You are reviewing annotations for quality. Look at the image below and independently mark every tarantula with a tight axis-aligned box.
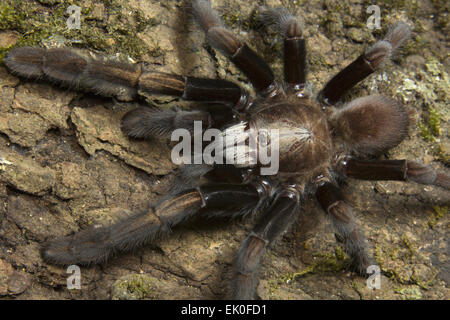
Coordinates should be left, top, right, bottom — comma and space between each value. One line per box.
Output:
4, 0, 449, 299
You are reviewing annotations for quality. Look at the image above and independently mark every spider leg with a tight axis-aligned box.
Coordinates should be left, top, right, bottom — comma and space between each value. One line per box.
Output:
337, 157, 450, 190
191, 0, 277, 97
4, 47, 248, 139
4, 47, 142, 101
137, 72, 250, 109
318, 23, 411, 105
316, 182, 371, 274
41, 181, 271, 266
232, 188, 299, 299
120, 106, 213, 139
329, 95, 409, 156
259, 8, 306, 94
4, 47, 250, 108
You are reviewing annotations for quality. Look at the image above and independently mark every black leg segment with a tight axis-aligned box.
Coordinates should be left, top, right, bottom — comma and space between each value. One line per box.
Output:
318, 23, 411, 105
231, 188, 299, 299
41, 183, 270, 266
318, 54, 374, 105
337, 157, 450, 190
230, 44, 276, 96
192, 0, 277, 97
4, 47, 250, 108
316, 182, 370, 274
284, 38, 306, 91
138, 71, 250, 108
259, 7, 306, 92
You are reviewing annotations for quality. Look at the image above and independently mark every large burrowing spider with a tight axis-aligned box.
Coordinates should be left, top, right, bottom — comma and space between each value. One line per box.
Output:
4, 0, 449, 299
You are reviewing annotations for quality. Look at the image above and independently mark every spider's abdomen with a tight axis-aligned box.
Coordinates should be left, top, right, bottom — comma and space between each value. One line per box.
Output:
251, 99, 332, 178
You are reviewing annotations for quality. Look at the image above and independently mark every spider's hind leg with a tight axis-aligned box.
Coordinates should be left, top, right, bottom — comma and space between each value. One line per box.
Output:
337, 157, 450, 190
316, 182, 371, 274
41, 180, 272, 266
232, 188, 300, 299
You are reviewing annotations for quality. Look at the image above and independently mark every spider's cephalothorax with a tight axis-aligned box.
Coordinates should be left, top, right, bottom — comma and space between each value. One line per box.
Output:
250, 97, 333, 180
4, 0, 449, 300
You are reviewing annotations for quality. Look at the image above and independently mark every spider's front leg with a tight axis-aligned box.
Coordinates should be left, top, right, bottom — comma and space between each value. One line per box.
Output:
232, 187, 300, 299
192, 0, 277, 97
41, 180, 271, 266
318, 22, 411, 105
4, 47, 249, 107
259, 7, 306, 94
4, 46, 251, 138
120, 70, 252, 139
